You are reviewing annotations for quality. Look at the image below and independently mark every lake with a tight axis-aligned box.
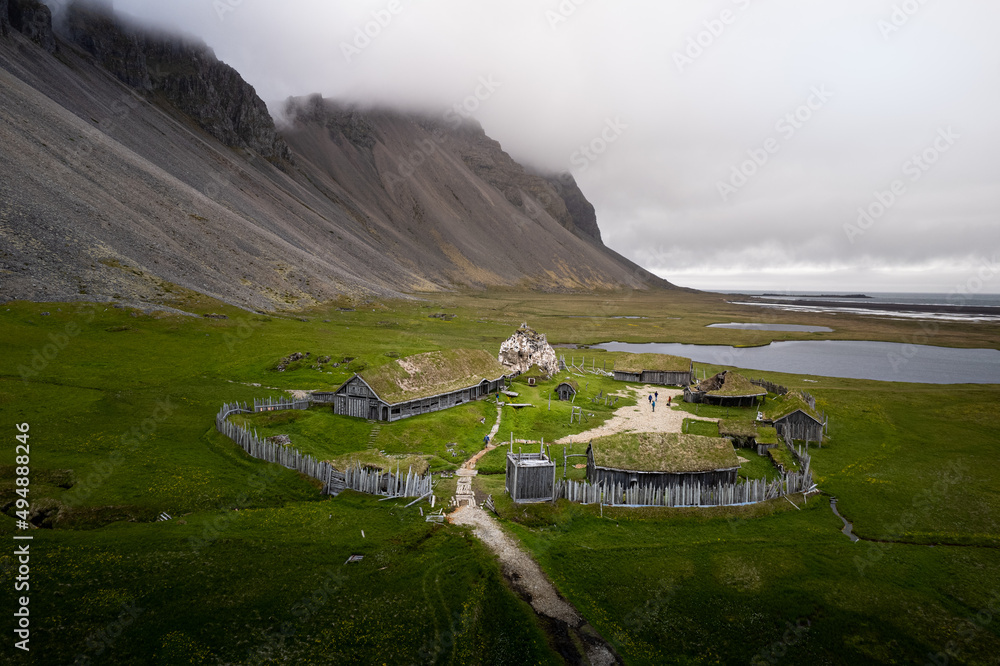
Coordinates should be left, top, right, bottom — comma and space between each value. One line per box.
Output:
596, 340, 1000, 384
707, 322, 833, 333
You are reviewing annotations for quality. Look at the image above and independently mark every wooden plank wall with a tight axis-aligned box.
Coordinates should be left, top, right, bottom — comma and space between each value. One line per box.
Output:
556, 469, 814, 507
216, 401, 432, 498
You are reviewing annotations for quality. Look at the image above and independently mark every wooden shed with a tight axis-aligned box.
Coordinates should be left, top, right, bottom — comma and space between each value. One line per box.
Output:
612, 352, 693, 386
684, 371, 766, 407
764, 391, 825, 442
587, 432, 739, 491
555, 381, 578, 401
331, 349, 508, 422
506, 450, 556, 503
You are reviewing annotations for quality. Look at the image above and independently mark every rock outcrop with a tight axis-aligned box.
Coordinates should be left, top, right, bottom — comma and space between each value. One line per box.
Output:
61, 1, 290, 161
6, 0, 57, 52
498, 324, 559, 377
0, 3, 673, 309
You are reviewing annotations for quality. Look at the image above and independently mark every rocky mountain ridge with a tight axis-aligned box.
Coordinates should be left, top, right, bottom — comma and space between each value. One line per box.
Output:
0, 0, 672, 310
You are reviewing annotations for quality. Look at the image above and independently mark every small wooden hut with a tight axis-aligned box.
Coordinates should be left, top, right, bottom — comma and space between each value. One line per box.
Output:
684, 371, 766, 407
506, 449, 555, 503
764, 391, 824, 442
612, 353, 693, 386
555, 381, 578, 401
586, 432, 739, 490
331, 349, 508, 422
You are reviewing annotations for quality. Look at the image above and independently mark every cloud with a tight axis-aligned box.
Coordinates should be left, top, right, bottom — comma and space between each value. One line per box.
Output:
92, 0, 1000, 292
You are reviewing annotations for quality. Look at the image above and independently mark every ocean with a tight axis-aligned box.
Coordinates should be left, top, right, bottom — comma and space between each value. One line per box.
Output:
715, 291, 1000, 322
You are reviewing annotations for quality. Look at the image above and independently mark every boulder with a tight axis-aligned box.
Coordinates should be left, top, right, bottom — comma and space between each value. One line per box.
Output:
498, 323, 558, 377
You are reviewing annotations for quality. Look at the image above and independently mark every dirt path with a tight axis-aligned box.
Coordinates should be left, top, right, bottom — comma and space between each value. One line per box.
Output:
451, 404, 504, 509
450, 505, 620, 665
449, 403, 620, 664
554, 384, 716, 444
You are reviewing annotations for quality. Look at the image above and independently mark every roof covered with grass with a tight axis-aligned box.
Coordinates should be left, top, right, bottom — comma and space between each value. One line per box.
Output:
327, 451, 429, 475
358, 349, 507, 404
698, 371, 766, 397
719, 419, 757, 439
756, 426, 779, 445
764, 390, 821, 422
614, 352, 691, 374
589, 432, 739, 473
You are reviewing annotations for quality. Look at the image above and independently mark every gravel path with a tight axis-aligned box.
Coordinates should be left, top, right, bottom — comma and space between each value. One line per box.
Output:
448, 403, 620, 664
450, 505, 619, 665
555, 384, 716, 444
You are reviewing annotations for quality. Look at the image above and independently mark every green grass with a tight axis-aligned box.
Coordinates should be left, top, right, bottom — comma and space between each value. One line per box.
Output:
735, 448, 782, 481
496, 499, 1000, 665
683, 418, 720, 437
233, 400, 496, 473
767, 444, 800, 472
590, 432, 738, 473
3, 495, 558, 664
2, 293, 999, 664
493, 372, 636, 444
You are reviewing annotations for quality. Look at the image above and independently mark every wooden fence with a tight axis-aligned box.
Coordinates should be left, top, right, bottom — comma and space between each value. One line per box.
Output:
748, 378, 788, 395
253, 396, 309, 412
747, 379, 817, 411
216, 401, 432, 498
555, 469, 813, 507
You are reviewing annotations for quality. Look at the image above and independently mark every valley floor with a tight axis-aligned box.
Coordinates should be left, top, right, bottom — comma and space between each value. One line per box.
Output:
1, 290, 998, 664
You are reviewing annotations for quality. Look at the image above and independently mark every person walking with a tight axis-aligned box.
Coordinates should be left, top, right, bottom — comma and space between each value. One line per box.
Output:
655, 391, 659, 401
652, 400, 656, 413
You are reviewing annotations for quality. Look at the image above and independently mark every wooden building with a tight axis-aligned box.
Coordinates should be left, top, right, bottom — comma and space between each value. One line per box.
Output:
586, 432, 739, 491
612, 352, 693, 386
719, 419, 779, 451
763, 391, 825, 442
555, 381, 578, 401
684, 371, 766, 407
330, 349, 508, 422
506, 450, 555, 503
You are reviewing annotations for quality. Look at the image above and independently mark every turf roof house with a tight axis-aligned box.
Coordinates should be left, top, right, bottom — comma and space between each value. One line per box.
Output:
684, 371, 766, 407
586, 432, 740, 490
555, 381, 578, 401
612, 353, 693, 386
763, 391, 825, 442
329, 349, 509, 422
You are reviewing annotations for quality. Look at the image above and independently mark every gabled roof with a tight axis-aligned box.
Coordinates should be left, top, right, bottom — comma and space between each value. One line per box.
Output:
764, 390, 822, 423
589, 432, 739, 473
701, 372, 766, 398
614, 352, 691, 374
349, 349, 507, 404
556, 380, 578, 392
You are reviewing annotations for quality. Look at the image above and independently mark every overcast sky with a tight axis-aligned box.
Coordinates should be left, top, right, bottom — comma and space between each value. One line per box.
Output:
90, 0, 1000, 293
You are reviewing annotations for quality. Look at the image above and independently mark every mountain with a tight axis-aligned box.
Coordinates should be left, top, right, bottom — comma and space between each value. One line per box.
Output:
0, 1, 672, 311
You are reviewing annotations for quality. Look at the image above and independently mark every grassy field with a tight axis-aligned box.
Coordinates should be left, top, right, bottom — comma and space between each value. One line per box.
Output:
1, 290, 999, 664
